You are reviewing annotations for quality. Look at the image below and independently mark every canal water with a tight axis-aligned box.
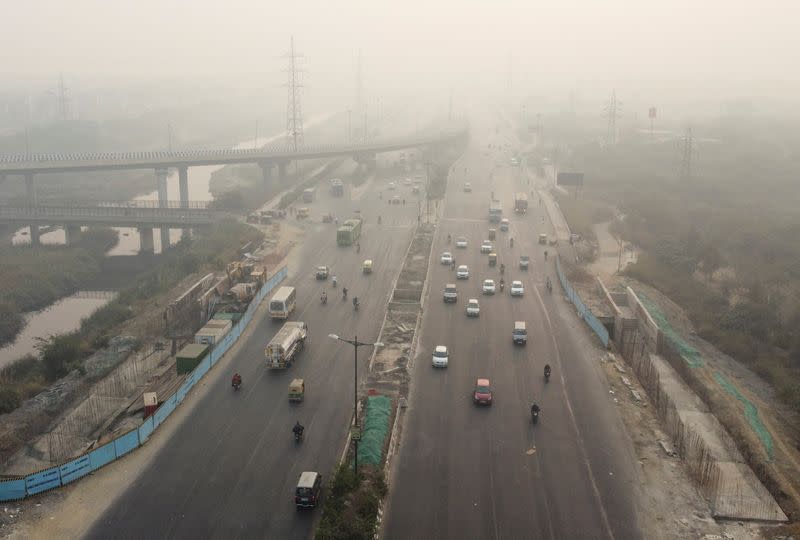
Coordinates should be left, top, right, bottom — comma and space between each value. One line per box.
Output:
0, 292, 117, 369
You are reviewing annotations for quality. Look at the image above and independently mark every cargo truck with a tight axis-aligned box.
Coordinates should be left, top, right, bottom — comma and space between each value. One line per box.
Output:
265, 321, 308, 369
488, 202, 503, 223
302, 187, 316, 203
330, 179, 344, 197
514, 192, 528, 214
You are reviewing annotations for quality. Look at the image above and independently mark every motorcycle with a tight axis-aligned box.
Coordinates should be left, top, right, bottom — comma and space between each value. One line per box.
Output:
510, 238, 514, 248
321, 293, 328, 305
546, 279, 553, 294
531, 409, 539, 424
294, 429, 304, 443
332, 277, 338, 288
499, 280, 505, 292
353, 298, 360, 311
342, 288, 348, 300
447, 234, 452, 244
544, 367, 551, 383
232, 377, 242, 391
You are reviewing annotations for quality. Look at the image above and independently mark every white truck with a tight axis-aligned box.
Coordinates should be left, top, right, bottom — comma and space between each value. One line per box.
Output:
265, 321, 308, 369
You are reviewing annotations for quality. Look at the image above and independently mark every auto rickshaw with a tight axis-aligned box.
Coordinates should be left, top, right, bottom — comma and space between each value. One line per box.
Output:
488, 228, 497, 240
363, 259, 374, 273
297, 207, 310, 219
538, 233, 547, 245
289, 378, 305, 402
489, 252, 497, 266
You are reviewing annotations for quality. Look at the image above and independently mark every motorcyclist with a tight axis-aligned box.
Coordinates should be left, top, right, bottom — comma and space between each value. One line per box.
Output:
342, 287, 348, 299
510, 238, 514, 248
544, 364, 551, 378
531, 402, 541, 416
544, 250, 548, 261
356, 242, 361, 253
293, 421, 304, 437
332, 275, 338, 287
500, 263, 505, 275
353, 296, 359, 309
321, 291, 328, 304
546, 277, 552, 292
499, 278, 505, 291
448, 233, 452, 243
232, 373, 242, 387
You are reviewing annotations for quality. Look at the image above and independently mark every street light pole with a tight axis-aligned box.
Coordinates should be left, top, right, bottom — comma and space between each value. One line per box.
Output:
328, 333, 383, 479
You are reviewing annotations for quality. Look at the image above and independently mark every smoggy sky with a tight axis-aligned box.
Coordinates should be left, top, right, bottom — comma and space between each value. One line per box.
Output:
2, 0, 799, 100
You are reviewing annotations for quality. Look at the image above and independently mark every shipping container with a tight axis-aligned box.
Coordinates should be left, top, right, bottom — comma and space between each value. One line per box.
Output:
176, 343, 209, 374
194, 319, 233, 346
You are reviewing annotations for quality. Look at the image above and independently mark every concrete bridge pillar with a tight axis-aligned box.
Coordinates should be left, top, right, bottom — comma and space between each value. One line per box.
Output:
155, 168, 170, 251
29, 224, 40, 246
178, 166, 190, 239
277, 161, 289, 183
139, 227, 154, 254
24, 172, 36, 208
259, 160, 274, 191
64, 225, 81, 245
139, 227, 155, 254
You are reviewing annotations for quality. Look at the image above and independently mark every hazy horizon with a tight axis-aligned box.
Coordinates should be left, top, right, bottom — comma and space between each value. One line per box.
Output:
2, 0, 798, 103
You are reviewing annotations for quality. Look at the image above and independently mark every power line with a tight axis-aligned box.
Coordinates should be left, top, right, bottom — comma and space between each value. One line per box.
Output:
283, 36, 305, 152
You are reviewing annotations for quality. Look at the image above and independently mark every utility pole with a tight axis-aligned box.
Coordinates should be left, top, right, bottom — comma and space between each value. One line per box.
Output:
604, 90, 621, 145
284, 36, 305, 152
680, 126, 694, 181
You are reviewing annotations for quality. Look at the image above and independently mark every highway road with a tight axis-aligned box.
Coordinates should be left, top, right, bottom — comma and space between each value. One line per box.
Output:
382, 113, 643, 539
85, 171, 424, 538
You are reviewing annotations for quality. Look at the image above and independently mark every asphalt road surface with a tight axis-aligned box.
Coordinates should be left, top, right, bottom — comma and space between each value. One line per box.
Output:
86, 170, 424, 539
383, 114, 643, 540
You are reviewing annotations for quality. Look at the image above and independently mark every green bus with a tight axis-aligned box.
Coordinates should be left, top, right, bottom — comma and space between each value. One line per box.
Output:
337, 218, 363, 246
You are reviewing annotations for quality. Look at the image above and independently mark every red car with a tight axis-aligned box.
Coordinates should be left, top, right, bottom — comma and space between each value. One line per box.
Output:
473, 378, 493, 406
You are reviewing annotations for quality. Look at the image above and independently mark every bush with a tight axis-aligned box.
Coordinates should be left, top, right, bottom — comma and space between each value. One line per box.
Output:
35, 333, 83, 380
0, 388, 21, 414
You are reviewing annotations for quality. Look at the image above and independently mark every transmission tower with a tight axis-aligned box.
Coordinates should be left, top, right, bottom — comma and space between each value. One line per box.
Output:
57, 73, 70, 121
284, 36, 304, 151
355, 48, 363, 116
603, 90, 621, 145
680, 126, 694, 181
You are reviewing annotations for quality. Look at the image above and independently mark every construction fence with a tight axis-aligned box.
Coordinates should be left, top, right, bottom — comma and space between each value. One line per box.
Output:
0, 265, 287, 502
555, 256, 610, 347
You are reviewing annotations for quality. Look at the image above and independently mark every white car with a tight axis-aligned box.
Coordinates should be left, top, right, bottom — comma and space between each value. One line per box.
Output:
510, 280, 524, 296
466, 298, 480, 317
455, 236, 467, 248
482, 279, 496, 295
464, 182, 472, 192
480, 241, 493, 253
388, 182, 397, 190
456, 265, 470, 279
432, 345, 449, 368
403, 178, 412, 186
441, 252, 453, 264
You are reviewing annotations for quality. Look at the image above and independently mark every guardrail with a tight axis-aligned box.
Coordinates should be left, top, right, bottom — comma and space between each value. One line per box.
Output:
555, 256, 610, 347
0, 265, 288, 502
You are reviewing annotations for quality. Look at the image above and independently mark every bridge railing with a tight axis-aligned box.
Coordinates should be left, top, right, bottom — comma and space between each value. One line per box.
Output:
0, 204, 212, 222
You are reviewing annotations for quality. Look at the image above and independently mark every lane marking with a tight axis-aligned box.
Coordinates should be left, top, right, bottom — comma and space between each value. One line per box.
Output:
533, 286, 616, 540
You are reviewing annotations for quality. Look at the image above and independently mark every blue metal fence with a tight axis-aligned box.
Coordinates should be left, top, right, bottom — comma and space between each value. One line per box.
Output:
3, 265, 288, 502
555, 257, 610, 347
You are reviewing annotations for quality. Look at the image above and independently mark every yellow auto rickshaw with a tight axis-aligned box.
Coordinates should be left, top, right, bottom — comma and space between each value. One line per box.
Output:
489, 252, 497, 266
297, 207, 310, 219
363, 259, 373, 273
289, 378, 305, 402
488, 228, 497, 240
